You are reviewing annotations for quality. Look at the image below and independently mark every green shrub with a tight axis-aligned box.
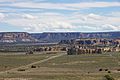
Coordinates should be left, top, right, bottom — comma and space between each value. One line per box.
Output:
31, 65, 36, 68
117, 69, 120, 71
108, 71, 111, 73
104, 75, 115, 80
99, 68, 103, 71
105, 69, 108, 71
17, 69, 25, 71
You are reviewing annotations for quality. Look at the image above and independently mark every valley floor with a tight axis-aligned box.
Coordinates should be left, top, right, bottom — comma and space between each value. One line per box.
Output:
0, 52, 119, 80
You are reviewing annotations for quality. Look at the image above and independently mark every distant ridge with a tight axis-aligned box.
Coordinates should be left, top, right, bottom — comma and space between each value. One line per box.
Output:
0, 32, 37, 43
0, 31, 120, 43
31, 31, 120, 42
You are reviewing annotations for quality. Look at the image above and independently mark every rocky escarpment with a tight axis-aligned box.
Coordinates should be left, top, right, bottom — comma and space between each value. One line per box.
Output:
0, 32, 38, 43
0, 31, 120, 43
31, 32, 120, 43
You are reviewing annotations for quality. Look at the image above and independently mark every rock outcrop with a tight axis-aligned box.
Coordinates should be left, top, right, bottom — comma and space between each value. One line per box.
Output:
31, 32, 120, 43
0, 32, 38, 43
0, 31, 120, 43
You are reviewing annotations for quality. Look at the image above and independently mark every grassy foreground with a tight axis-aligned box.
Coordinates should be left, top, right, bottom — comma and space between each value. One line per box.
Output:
0, 52, 119, 80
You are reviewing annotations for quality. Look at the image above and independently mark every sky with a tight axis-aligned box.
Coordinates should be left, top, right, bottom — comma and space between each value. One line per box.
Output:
0, 0, 120, 33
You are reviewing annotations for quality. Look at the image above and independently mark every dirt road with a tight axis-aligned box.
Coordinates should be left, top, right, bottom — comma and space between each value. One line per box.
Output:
0, 53, 65, 74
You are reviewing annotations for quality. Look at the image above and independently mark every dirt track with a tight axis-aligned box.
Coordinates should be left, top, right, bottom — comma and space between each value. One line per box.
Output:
0, 53, 65, 74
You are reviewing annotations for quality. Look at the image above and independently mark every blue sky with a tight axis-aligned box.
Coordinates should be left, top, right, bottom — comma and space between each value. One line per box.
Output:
0, 0, 120, 32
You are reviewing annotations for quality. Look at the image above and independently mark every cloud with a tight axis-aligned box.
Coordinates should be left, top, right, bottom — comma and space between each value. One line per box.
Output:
2, 12, 120, 32
3, 2, 119, 10
0, 0, 15, 2
101, 24, 120, 31
0, 0, 120, 32
0, 1, 119, 11
24, 21, 73, 32
0, 13, 5, 21
87, 13, 104, 20
4, 13, 73, 32
66, 2, 120, 9
22, 14, 38, 19
0, 0, 45, 3
108, 12, 120, 17
68, 13, 120, 31
0, 13, 5, 18
9, 2, 76, 10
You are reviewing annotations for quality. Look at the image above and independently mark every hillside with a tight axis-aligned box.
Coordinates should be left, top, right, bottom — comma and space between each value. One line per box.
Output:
0, 32, 38, 43
0, 32, 120, 43
31, 32, 120, 43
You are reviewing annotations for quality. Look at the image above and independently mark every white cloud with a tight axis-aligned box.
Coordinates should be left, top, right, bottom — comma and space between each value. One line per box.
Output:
0, 1, 119, 10
0, 0, 120, 32
108, 12, 120, 17
10, 2, 76, 10
4, 13, 73, 32
68, 13, 120, 31
0, 0, 45, 3
22, 14, 38, 19
3, 2, 119, 10
101, 24, 120, 30
0, 13, 5, 18
66, 2, 120, 9
0, 0, 15, 2
0, 13, 5, 22
0, 10, 7, 13
1, 12, 120, 32
87, 13, 104, 20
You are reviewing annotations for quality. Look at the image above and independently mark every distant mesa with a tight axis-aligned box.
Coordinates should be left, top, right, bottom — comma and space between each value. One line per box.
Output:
0, 32, 38, 43
0, 31, 120, 43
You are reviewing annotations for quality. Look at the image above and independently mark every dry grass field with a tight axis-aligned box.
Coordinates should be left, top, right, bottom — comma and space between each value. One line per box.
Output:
0, 52, 119, 80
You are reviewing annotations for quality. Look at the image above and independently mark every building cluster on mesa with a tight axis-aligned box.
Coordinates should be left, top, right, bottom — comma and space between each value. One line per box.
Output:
65, 38, 120, 55
0, 37, 120, 55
